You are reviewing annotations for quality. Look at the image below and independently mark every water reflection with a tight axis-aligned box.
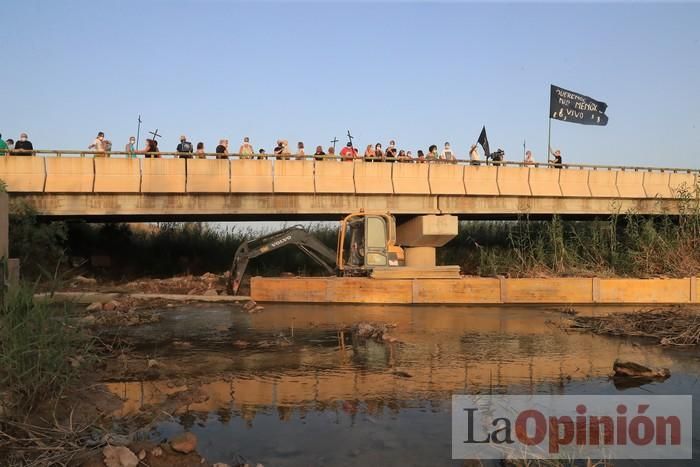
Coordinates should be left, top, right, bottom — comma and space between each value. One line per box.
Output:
102, 304, 700, 466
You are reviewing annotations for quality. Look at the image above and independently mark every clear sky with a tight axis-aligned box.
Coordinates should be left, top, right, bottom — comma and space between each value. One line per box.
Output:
2, 0, 699, 167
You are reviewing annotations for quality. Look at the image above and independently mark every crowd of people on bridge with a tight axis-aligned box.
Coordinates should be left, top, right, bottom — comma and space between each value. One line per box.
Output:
0, 131, 565, 167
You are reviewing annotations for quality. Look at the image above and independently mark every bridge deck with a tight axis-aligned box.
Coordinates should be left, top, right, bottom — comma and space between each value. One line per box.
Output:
1, 153, 697, 221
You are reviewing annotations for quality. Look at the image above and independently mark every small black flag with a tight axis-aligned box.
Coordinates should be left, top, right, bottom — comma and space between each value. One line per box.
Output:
550, 85, 608, 126
477, 126, 490, 159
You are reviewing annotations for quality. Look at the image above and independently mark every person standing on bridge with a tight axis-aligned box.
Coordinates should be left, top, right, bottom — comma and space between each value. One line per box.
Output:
141, 139, 160, 158
125, 136, 136, 158
523, 150, 535, 166
548, 147, 563, 168
427, 144, 439, 161
196, 142, 206, 158
440, 142, 456, 162
469, 144, 481, 165
176, 135, 194, 158
340, 142, 358, 161
88, 131, 107, 157
363, 144, 375, 161
373, 143, 384, 161
385, 140, 398, 161
314, 145, 326, 161
0, 134, 8, 156
296, 141, 305, 160
239, 137, 254, 158
216, 139, 229, 159
13, 133, 34, 156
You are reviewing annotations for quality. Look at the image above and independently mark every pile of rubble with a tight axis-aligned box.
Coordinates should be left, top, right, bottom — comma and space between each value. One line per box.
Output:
351, 322, 400, 343
94, 432, 263, 467
81, 299, 159, 327
123, 272, 226, 296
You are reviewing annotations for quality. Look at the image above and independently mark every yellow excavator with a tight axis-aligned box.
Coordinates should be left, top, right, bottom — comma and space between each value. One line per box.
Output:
227, 211, 459, 295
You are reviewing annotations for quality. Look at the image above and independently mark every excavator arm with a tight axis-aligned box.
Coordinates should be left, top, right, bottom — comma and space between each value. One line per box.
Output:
227, 225, 338, 295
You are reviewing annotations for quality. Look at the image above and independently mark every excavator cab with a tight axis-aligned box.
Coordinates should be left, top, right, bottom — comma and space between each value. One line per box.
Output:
337, 212, 404, 274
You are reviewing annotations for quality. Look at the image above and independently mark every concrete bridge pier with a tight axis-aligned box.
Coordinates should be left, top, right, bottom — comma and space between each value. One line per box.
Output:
396, 214, 459, 267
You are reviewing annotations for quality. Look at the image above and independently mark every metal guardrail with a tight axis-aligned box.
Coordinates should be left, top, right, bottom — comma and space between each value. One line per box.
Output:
1, 149, 698, 174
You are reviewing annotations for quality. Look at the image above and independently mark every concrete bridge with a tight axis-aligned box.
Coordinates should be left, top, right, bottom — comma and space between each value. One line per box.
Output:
0, 151, 697, 222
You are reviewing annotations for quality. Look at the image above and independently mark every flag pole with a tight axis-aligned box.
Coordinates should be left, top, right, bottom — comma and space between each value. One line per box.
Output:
546, 117, 552, 164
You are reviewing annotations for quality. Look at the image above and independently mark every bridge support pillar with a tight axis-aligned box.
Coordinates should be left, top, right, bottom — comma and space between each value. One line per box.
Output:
396, 214, 458, 247
405, 247, 436, 267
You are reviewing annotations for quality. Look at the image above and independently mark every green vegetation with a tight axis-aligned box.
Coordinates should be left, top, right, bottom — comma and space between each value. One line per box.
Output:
9, 201, 67, 280
0, 284, 91, 412
8, 186, 700, 281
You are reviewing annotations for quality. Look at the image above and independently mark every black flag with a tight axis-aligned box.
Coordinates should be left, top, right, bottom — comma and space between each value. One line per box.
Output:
550, 85, 608, 126
477, 126, 490, 159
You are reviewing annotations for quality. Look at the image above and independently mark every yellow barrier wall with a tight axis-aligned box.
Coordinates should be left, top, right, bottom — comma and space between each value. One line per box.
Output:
588, 170, 619, 197
94, 158, 141, 192
45, 157, 94, 192
428, 164, 465, 195
669, 172, 696, 196
528, 167, 562, 196
252, 276, 700, 304
141, 158, 186, 193
615, 170, 646, 198
314, 161, 355, 193
0, 156, 45, 192
599, 279, 691, 303
505, 278, 593, 303
413, 278, 500, 303
354, 162, 394, 194
186, 159, 230, 192
497, 166, 531, 196
231, 159, 273, 192
559, 169, 590, 197
251, 277, 329, 302
329, 277, 414, 303
464, 165, 499, 195
273, 160, 315, 193
642, 172, 671, 198
392, 163, 430, 194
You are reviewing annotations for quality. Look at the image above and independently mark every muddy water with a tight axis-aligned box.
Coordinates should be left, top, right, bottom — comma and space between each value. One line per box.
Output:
103, 304, 700, 466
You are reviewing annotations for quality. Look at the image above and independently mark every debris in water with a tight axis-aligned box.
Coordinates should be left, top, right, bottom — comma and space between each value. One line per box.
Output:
563, 307, 700, 346
242, 300, 258, 311
351, 322, 398, 342
612, 359, 670, 380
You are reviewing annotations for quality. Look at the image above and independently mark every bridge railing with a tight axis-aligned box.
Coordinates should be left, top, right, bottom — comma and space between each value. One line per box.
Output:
0, 150, 697, 199
5, 149, 700, 174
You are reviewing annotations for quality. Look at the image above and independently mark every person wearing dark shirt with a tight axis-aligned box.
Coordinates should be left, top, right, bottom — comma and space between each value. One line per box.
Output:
215, 139, 229, 159
548, 147, 563, 168
314, 145, 326, 161
13, 133, 34, 155
385, 140, 398, 161
141, 139, 160, 158
176, 135, 194, 158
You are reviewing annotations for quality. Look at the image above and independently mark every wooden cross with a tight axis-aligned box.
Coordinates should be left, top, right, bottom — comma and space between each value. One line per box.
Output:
330, 137, 339, 150
148, 128, 162, 141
